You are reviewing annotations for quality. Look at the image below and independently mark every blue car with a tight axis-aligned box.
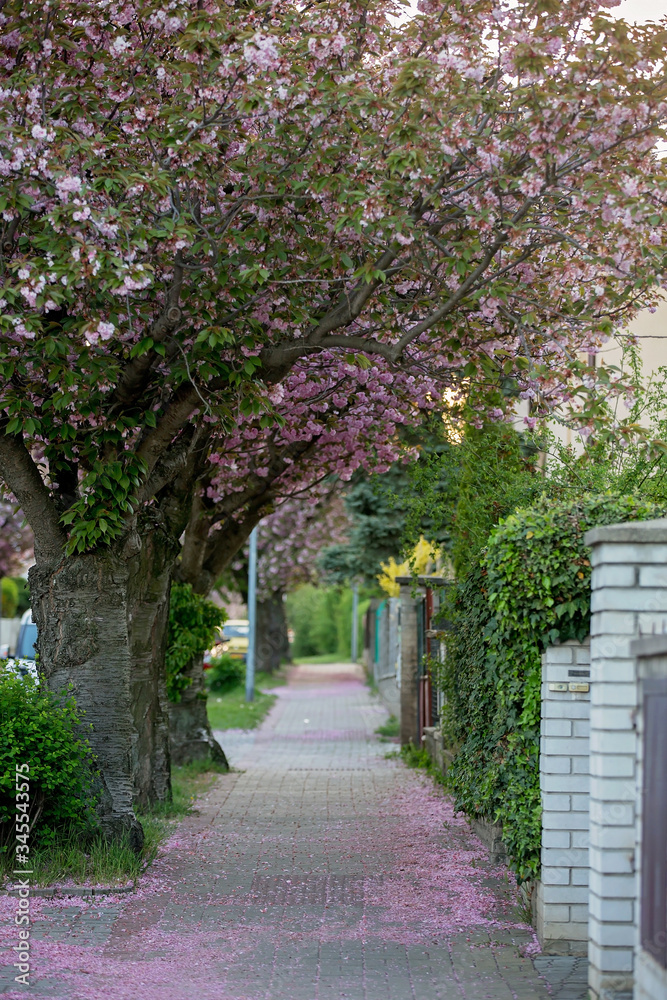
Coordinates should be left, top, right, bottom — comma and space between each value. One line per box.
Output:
4, 609, 38, 680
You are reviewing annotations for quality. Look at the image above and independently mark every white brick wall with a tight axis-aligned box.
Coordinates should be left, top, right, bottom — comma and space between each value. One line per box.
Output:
536, 639, 591, 955
584, 518, 667, 1000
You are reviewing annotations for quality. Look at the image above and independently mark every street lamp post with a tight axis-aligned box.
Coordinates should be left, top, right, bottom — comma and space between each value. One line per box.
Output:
351, 582, 359, 662
245, 525, 258, 703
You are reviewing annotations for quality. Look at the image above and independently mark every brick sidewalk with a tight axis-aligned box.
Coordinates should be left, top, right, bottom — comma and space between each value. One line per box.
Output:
0, 663, 586, 1000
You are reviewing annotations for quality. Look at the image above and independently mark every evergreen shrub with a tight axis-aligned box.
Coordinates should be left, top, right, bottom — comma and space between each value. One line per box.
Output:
437, 493, 663, 881
166, 583, 226, 702
0, 577, 19, 618
0, 672, 98, 850
206, 654, 244, 693
287, 584, 363, 659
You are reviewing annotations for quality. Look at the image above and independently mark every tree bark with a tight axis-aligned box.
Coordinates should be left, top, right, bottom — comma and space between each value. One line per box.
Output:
127, 524, 180, 809
168, 653, 229, 768
256, 591, 290, 674
29, 549, 144, 851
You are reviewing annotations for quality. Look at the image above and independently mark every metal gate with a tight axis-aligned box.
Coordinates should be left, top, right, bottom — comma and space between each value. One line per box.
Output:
641, 677, 667, 968
417, 587, 442, 743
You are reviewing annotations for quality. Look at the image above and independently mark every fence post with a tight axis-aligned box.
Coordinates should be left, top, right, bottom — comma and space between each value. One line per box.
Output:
397, 578, 420, 747
536, 638, 591, 955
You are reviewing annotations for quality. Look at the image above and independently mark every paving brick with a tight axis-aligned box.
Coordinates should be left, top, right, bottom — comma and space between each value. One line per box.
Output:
11, 662, 566, 1000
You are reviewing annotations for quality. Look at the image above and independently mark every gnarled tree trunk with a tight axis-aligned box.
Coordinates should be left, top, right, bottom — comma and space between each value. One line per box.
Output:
168, 652, 228, 768
127, 525, 179, 809
256, 591, 290, 674
29, 548, 144, 851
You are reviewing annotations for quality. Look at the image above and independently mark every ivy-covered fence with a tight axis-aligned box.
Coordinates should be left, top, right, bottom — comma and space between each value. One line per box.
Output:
435, 494, 663, 881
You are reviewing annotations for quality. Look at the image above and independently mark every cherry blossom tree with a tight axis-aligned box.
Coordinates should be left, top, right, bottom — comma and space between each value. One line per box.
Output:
170, 356, 426, 763
178, 354, 431, 595
1, 0, 666, 842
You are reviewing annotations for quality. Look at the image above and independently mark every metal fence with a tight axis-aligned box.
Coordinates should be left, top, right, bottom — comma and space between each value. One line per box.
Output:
364, 597, 400, 718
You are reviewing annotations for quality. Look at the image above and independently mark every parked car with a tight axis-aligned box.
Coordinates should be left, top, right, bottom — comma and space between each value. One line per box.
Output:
204, 619, 249, 667
3, 609, 38, 680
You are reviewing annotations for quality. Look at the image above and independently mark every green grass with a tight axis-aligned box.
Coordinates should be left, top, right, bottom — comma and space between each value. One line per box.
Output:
2, 829, 147, 887
0, 761, 227, 888
375, 714, 400, 739
397, 741, 447, 787
206, 671, 284, 731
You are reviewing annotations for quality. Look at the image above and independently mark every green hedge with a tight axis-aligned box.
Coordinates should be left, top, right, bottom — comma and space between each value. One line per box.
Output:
286, 584, 362, 659
0, 672, 98, 849
166, 583, 226, 702
205, 653, 245, 693
438, 493, 663, 881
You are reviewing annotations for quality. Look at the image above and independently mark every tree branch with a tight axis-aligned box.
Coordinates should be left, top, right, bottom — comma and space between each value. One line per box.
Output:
135, 382, 201, 477
0, 430, 66, 560
108, 260, 184, 412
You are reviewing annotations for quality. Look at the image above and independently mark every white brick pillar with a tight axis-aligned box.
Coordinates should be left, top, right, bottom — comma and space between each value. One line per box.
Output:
397, 578, 421, 747
536, 638, 591, 955
584, 519, 667, 1000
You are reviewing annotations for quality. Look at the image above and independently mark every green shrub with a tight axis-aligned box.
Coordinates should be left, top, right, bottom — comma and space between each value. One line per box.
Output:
1, 577, 19, 618
375, 714, 400, 739
311, 588, 340, 654
166, 583, 226, 702
205, 654, 244, 693
11, 578, 30, 617
286, 584, 323, 657
0, 672, 98, 851
438, 493, 664, 881
286, 583, 361, 659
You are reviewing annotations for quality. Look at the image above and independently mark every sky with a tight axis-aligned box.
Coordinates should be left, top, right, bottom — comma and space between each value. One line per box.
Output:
615, 0, 666, 20
400, 1, 667, 23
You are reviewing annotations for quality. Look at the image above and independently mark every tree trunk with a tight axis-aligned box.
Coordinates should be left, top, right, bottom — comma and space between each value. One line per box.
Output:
168, 653, 229, 768
256, 591, 290, 674
127, 525, 179, 809
29, 549, 144, 851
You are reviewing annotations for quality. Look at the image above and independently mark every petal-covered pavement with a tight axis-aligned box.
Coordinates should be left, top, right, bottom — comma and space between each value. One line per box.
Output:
0, 662, 586, 1000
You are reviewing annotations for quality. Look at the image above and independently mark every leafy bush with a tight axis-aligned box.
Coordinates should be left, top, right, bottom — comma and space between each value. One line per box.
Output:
1, 577, 19, 618
206, 654, 244, 693
438, 493, 664, 881
286, 583, 367, 659
166, 583, 226, 702
0, 672, 98, 850
11, 578, 31, 617
286, 584, 322, 657
399, 421, 541, 579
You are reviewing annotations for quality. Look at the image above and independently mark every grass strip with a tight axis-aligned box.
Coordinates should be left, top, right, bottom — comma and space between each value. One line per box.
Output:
1, 760, 226, 888
206, 671, 284, 731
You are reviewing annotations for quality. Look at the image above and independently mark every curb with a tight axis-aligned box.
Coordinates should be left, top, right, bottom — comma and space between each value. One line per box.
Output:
3, 884, 134, 898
